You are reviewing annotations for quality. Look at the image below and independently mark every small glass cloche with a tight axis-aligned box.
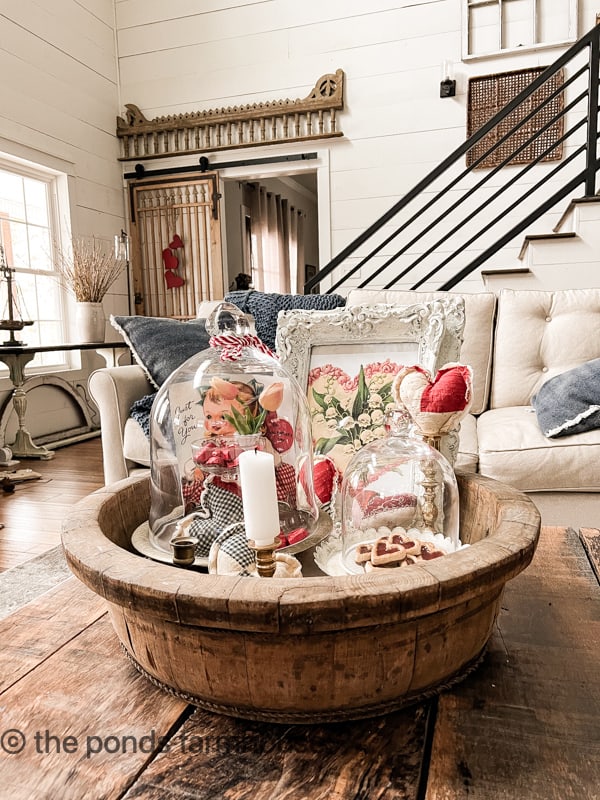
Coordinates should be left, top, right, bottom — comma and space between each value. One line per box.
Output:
148, 303, 320, 562
340, 411, 460, 575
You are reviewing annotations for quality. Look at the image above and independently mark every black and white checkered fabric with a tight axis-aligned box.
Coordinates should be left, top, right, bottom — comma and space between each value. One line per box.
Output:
187, 479, 255, 570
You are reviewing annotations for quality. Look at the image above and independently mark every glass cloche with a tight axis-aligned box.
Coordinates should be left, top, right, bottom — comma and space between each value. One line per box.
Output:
148, 303, 321, 564
339, 411, 460, 575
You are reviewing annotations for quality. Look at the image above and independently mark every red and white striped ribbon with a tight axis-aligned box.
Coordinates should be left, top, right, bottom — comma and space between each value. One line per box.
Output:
209, 333, 277, 362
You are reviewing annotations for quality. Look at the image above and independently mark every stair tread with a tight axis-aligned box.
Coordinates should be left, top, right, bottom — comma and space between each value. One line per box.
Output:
518, 231, 578, 260
481, 267, 531, 275
553, 195, 600, 232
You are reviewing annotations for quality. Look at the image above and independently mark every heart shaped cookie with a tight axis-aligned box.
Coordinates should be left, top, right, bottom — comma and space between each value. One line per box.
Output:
371, 537, 407, 566
392, 363, 473, 436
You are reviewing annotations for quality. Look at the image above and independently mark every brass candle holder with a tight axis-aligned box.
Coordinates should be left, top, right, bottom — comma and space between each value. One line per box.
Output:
247, 537, 281, 577
419, 460, 440, 531
420, 432, 442, 451
171, 536, 199, 567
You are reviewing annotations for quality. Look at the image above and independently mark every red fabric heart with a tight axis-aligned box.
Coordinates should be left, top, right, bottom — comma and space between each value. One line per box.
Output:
393, 363, 473, 437
312, 456, 338, 505
162, 248, 179, 270
420, 366, 472, 412
264, 414, 294, 453
169, 234, 184, 249
165, 270, 185, 289
363, 493, 417, 516
298, 455, 338, 508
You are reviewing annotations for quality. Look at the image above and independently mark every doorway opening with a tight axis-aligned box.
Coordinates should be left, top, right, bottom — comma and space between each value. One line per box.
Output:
221, 171, 319, 295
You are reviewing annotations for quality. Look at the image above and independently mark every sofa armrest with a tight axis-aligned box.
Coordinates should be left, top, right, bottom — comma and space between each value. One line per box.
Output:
89, 365, 154, 485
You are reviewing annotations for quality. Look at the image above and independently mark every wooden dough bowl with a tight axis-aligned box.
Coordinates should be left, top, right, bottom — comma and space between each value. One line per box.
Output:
61, 471, 541, 723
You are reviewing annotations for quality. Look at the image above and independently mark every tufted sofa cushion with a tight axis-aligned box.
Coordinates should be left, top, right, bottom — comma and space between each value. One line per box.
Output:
346, 289, 496, 415
490, 288, 600, 409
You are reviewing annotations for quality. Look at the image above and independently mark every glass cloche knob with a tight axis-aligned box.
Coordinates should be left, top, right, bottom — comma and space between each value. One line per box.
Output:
205, 302, 255, 337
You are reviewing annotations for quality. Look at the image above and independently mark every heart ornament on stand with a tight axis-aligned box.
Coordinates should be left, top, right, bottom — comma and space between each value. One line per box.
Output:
392, 363, 473, 438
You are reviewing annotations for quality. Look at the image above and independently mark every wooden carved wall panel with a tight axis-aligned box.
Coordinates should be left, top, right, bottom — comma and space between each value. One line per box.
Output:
467, 67, 564, 169
128, 174, 223, 318
116, 70, 344, 161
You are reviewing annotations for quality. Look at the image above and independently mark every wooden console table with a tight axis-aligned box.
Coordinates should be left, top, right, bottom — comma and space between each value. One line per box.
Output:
0, 526, 598, 799
0, 342, 129, 459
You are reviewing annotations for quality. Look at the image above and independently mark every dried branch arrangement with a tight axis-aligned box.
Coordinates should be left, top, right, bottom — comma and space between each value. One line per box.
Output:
54, 236, 125, 303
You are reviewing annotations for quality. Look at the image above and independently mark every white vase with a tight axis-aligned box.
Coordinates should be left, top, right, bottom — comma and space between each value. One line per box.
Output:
75, 302, 105, 343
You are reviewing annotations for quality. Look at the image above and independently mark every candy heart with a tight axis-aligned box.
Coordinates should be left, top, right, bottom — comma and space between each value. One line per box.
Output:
392, 363, 473, 436
169, 234, 184, 249
162, 248, 179, 270
286, 527, 309, 545
165, 270, 185, 289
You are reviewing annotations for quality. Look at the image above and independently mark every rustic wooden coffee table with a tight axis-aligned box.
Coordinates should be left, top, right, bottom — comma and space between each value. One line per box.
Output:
0, 526, 598, 799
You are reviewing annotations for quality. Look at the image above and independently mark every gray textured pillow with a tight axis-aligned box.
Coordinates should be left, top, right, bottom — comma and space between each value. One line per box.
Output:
532, 358, 600, 438
110, 315, 210, 388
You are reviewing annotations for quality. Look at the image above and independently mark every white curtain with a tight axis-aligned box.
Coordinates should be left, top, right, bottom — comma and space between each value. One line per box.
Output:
246, 183, 305, 294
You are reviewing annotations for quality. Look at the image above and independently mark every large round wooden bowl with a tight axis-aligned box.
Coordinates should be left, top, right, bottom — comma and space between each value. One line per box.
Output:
62, 471, 540, 723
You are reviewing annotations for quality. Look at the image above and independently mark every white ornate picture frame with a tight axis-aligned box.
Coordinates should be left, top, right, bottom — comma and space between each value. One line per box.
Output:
275, 299, 465, 472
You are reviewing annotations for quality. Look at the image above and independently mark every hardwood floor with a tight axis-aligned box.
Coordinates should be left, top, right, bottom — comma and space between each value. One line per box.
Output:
0, 437, 105, 572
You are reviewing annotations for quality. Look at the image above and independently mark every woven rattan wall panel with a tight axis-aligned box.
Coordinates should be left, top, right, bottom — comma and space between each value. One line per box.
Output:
467, 67, 564, 169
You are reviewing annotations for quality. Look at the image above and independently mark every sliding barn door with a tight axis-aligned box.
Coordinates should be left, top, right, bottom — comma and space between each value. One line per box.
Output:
127, 172, 224, 318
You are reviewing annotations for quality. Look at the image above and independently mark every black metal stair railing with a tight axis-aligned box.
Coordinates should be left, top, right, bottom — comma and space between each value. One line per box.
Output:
305, 25, 600, 295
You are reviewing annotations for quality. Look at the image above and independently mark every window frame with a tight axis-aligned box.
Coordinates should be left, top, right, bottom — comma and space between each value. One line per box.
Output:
0, 152, 78, 374
462, 0, 579, 60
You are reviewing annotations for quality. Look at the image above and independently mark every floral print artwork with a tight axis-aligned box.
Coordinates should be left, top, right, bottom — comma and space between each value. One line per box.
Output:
308, 359, 403, 473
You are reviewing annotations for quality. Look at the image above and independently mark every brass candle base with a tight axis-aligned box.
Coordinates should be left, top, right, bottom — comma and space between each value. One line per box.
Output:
247, 537, 281, 577
171, 536, 199, 567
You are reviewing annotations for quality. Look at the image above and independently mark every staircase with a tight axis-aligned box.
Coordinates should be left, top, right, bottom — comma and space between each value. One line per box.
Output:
481, 195, 600, 291
306, 25, 600, 297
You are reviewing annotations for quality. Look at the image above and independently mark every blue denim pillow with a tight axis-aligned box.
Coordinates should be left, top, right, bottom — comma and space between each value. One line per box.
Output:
532, 358, 600, 438
110, 315, 210, 389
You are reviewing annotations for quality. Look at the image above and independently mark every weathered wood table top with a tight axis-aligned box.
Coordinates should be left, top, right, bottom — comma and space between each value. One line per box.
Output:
0, 526, 598, 800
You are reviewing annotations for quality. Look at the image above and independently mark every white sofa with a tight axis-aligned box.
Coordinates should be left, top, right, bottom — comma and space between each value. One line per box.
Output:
89, 288, 600, 528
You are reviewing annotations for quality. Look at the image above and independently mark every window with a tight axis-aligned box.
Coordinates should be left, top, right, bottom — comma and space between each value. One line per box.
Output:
0, 157, 71, 370
464, 0, 578, 58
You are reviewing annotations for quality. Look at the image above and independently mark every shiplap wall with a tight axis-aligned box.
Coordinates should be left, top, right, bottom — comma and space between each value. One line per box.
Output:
0, 0, 129, 441
1, 0, 125, 248
115, 0, 600, 294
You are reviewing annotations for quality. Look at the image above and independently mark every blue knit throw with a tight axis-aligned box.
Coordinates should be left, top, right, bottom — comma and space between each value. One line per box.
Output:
224, 290, 346, 350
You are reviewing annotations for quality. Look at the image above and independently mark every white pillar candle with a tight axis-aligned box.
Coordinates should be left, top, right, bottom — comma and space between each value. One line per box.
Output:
238, 449, 280, 546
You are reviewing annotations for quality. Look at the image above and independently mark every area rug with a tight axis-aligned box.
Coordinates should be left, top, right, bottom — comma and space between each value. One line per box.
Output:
580, 527, 600, 583
0, 545, 70, 621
